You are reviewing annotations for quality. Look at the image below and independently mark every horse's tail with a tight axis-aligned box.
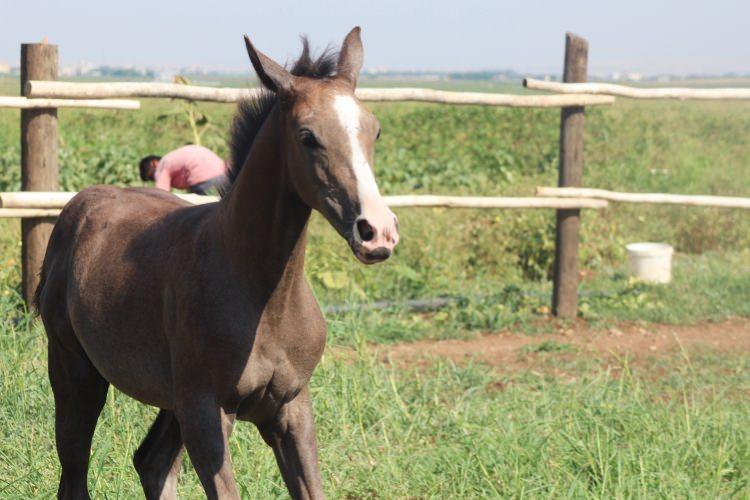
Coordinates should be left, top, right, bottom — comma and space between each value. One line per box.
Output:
32, 213, 62, 316
32, 262, 46, 315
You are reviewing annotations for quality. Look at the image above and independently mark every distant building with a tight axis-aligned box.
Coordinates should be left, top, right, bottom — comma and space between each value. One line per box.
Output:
155, 69, 177, 82
60, 62, 94, 77
625, 72, 643, 82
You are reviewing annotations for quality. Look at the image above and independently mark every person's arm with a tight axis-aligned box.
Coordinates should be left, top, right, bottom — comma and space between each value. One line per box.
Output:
154, 165, 172, 191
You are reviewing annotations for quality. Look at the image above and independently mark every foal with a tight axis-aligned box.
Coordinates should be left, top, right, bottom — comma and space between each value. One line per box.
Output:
36, 27, 398, 499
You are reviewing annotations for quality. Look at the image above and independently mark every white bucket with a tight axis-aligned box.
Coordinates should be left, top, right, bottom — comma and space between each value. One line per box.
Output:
626, 242, 674, 284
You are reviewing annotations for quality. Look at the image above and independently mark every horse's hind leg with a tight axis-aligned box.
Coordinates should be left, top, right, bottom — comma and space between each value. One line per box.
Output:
133, 410, 185, 500
47, 332, 109, 500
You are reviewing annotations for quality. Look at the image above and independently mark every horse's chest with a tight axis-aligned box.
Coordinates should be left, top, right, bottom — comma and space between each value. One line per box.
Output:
233, 316, 326, 421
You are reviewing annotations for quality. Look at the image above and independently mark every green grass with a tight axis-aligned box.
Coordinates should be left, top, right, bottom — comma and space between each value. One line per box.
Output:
1, 79, 749, 496
1, 315, 748, 498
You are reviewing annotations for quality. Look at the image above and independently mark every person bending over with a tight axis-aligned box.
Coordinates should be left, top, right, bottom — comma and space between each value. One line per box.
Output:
139, 144, 229, 195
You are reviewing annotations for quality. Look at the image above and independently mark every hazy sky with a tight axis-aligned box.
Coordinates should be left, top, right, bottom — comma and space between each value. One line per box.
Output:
1, 0, 749, 75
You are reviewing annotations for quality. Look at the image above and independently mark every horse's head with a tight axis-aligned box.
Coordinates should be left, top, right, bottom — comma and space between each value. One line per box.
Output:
243, 28, 398, 264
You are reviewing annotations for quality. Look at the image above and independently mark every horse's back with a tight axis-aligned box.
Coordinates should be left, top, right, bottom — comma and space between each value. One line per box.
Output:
61, 184, 192, 227
38, 185, 191, 303
37, 186, 173, 307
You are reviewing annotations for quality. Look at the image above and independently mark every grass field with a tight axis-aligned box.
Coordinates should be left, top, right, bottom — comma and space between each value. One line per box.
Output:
2, 317, 748, 498
0, 76, 749, 497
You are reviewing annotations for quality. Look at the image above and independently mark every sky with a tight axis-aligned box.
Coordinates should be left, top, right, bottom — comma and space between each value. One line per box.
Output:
1, 0, 749, 75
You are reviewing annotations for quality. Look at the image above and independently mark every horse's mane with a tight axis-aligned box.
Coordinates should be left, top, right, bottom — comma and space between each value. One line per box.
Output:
225, 38, 338, 196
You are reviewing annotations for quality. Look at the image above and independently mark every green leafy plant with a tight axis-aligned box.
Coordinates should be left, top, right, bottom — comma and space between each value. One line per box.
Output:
505, 212, 556, 281
156, 76, 224, 149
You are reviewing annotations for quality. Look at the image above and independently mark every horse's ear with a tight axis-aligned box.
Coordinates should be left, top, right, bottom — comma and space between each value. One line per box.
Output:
337, 27, 363, 88
243, 35, 293, 94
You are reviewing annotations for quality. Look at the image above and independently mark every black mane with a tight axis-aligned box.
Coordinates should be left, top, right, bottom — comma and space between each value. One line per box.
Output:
225, 38, 338, 195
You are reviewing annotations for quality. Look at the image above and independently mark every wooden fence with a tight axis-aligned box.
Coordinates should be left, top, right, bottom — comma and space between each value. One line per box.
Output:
0, 96, 140, 109
3, 34, 750, 316
8, 187, 750, 218
0, 192, 612, 217
524, 78, 750, 100
26, 80, 615, 107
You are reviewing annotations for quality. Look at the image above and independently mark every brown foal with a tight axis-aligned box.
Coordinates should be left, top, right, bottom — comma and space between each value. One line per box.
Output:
35, 27, 398, 499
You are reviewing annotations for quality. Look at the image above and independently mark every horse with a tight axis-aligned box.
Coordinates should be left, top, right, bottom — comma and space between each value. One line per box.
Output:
35, 27, 399, 499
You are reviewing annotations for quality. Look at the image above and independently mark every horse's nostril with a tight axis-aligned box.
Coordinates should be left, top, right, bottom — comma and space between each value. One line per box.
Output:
356, 219, 375, 242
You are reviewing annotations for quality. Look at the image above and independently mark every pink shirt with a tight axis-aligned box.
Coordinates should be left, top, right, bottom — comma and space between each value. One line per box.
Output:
154, 145, 228, 191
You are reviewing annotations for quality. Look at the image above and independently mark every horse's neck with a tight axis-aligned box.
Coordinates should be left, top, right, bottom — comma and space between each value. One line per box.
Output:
219, 107, 310, 286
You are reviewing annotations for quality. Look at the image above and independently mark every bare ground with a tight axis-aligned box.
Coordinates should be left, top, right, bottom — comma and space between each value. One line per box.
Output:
376, 318, 750, 375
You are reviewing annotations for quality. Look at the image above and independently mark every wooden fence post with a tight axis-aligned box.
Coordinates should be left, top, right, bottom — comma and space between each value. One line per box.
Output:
552, 33, 588, 317
20, 43, 58, 306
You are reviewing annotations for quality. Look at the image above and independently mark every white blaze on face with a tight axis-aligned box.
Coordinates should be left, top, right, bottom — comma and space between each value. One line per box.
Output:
332, 95, 381, 208
331, 94, 398, 251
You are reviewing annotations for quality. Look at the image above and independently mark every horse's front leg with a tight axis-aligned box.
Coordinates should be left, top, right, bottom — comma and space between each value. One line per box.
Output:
257, 387, 324, 500
175, 396, 239, 499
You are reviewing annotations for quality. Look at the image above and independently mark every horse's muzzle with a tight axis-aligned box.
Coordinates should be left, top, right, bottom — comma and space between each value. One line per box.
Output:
350, 211, 399, 265
353, 245, 392, 264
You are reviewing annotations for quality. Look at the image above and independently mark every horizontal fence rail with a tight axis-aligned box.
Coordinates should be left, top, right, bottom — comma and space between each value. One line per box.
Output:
383, 195, 608, 208
26, 80, 615, 107
352, 88, 615, 107
6, 189, 748, 215
524, 77, 750, 100
0, 191, 210, 208
537, 187, 750, 208
27, 81, 256, 103
0, 191, 609, 217
0, 208, 61, 218
0, 96, 140, 110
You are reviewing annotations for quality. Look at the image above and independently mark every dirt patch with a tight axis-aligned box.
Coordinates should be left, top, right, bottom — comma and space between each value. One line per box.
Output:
379, 318, 750, 374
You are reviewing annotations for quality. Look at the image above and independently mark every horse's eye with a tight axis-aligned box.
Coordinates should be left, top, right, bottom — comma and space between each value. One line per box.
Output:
376, 127, 382, 140
300, 129, 320, 149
